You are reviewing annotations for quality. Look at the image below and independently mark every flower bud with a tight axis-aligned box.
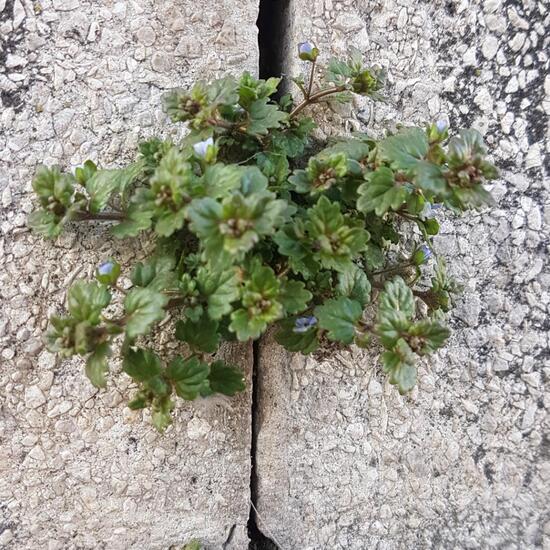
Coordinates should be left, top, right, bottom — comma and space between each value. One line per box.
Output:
298, 41, 319, 62
95, 259, 121, 285
412, 245, 433, 266
352, 69, 379, 95
427, 120, 449, 143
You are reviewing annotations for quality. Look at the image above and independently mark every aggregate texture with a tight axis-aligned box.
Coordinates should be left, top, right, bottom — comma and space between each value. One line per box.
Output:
255, 0, 550, 548
0, 1, 258, 548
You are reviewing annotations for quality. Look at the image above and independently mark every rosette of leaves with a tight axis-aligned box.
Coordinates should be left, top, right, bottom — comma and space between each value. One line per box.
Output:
27, 46, 497, 430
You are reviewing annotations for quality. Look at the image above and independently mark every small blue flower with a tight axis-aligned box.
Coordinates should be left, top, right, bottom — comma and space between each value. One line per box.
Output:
98, 260, 116, 276
412, 245, 433, 266
293, 316, 317, 333
435, 120, 448, 133
422, 202, 443, 220
419, 244, 432, 260
193, 137, 214, 158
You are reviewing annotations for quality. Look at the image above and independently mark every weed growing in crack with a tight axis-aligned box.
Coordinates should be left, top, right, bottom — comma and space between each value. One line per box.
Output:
28, 45, 497, 431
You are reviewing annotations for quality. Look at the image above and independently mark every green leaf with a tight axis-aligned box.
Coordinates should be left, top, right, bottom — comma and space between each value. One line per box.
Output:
154, 209, 187, 237
381, 339, 417, 393
85, 342, 111, 388
377, 128, 428, 170
315, 297, 363, 344
229, 262, 283, 340
375, 309, 411, 348
290, 153, 348, 194
325, 58, 352, 86
111, 203, 154, 238
447, 129, 487, 166
413, 161, 448, 195
130, 253, 177, 291
86, 164, 142, 210
151, 395, 174, 431
357, 167, 409, 216
270, 117, 316, 158
124, 288, 168, 339
189, 190, 287, 264
196, 267, 240, 320
364, 242, 385, 270
238, 72, 280, 107
28, 210, 63, 238
247, 98, 288, 136
85, 171, 121, 214
336, 266, 371, 306
378, 276, 415, 319
187, 197, 225, 256
75, 159, 97, 185
207, 75, 239, 105
206, 361, 245, 396
256, 152, 290, 186
127, 390, 148, 410
32, 166, 75, 207
203, 164, 242, 199
278, 279, 312, 314
407, 320, 450, 355
317, 139, 370, 162
175, 315, 220, 353
274, 317, 319, 354
123, 348, 162, 382
306, 196, 369, 271
146, 148, 198, 236
166, 356, 209, 400
274, 224, 318, 278
68, 281, 111, 325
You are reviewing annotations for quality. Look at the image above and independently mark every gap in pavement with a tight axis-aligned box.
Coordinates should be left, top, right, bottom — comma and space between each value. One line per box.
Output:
248, 3, 291, 549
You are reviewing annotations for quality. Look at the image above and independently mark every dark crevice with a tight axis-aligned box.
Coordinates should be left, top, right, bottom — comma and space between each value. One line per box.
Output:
257, 0, 291, 87
248, 2, 289, 548
248, 341, 278, 549
222, 524, 237, 549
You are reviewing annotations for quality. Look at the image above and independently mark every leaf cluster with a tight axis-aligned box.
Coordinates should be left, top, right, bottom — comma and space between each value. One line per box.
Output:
28, 48, 497, 428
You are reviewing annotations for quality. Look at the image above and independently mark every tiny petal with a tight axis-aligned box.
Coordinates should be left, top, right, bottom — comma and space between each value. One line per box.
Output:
298, 42, 314, 55
412, 245, 433, 266
436, 120, 448, 133
420, 244, 432, 259
193, 137, 214, 158
293, 315, 317, 333
98, 261, 115, 276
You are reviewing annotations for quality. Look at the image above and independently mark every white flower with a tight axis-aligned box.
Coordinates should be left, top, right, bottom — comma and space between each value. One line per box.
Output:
193, 137, 214, 158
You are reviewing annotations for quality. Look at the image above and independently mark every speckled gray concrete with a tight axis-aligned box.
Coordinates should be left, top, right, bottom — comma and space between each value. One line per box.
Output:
0, 1, 258, 548
255, 1, 550, 548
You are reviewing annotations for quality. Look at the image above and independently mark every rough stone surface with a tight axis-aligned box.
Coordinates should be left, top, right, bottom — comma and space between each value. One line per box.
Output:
0, 1, 258, 548
256, 1, 550, 548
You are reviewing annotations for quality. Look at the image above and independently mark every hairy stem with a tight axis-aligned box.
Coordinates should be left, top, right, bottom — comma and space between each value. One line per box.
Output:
74, 210, 126, 222
306, 60, 316, 99
370, 261, 413, 277
289, 85, 347, 118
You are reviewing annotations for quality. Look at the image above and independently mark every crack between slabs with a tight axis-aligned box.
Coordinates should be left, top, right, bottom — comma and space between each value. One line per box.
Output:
248, 2, 291, 548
